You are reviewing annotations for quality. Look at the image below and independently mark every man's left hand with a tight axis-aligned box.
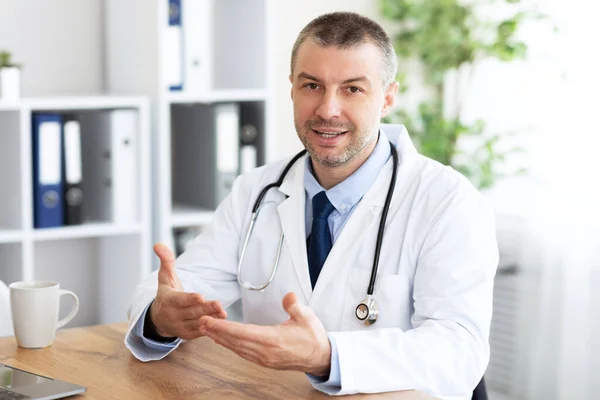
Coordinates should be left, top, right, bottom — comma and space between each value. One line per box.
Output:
198, 292, 331, 377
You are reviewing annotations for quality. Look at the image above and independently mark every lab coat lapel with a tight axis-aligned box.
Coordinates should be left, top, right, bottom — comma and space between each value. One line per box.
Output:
277, 156, 312, 303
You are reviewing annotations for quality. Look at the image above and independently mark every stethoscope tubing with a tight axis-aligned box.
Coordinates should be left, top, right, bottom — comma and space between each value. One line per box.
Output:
239, 139, 398, 304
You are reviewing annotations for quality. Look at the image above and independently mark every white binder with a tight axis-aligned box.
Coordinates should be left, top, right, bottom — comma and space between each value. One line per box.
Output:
164, 0, 184, 91
111, 110, 138, 223
215, 103, 240, 204
182, 0, 213, 93
171, 103, 239, 210
240, 145, 257, 174
80, 110, 138, 224
240, 122, 259, 174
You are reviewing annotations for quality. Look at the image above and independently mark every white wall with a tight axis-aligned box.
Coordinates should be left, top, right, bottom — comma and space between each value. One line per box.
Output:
0, 0, 104, 96
461, 0, 600, 219
272, 1, 382, 158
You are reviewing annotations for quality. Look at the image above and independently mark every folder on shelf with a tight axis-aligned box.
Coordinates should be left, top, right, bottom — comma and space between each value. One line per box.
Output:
182, 0, 213, 94
165, 0, 184, 91
239, 102, 263, 174
62, 116, 83, 225
111, 110, 138, 223
171, 103, 240, 210
215, 103, 240, 204
240, 144, 257, 175
240, 123, 258, 175
80, 110, 139, 224
32, 113, 64, 229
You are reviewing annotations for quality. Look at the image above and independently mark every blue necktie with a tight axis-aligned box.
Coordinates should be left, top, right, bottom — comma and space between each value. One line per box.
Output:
307, 191, 335, 289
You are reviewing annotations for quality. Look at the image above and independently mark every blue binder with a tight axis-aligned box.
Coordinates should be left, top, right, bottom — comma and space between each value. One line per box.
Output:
32, 113, 64, 228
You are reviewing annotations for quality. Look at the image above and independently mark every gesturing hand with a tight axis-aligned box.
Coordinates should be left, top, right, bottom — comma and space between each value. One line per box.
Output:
149, 243, 227, 340
199, 292, 331, 377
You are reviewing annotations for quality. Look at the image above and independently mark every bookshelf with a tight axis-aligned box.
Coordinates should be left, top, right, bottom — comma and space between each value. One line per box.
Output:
0, 0, 273, 330
0, 96, 152, 328
104, 0, 277, 261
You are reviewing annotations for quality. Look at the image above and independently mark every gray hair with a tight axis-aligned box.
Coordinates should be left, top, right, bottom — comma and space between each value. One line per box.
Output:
290, 12, 398, 88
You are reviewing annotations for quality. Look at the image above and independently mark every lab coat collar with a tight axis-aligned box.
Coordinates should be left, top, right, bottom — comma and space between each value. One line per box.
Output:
277, 123, 417, 200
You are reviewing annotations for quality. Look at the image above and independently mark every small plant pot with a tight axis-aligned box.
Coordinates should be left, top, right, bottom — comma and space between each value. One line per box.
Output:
0, 67, 21, 102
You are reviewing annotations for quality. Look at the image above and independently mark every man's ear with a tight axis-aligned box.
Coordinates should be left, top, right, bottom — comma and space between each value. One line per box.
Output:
381, 81, 399, 118
289, 74, 294, 101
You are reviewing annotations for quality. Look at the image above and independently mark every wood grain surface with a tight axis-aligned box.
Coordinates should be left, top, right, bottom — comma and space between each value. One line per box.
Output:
0, 323, 436, 399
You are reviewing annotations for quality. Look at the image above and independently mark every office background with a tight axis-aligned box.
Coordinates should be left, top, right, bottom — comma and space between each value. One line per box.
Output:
1, 1, 599, 399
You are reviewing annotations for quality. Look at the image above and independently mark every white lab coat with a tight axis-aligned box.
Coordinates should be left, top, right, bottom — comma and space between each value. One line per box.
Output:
126, 125, 498, 399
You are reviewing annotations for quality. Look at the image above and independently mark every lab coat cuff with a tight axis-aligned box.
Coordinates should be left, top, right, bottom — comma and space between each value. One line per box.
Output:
306, 333, 342, 394
125, 300, 182, 362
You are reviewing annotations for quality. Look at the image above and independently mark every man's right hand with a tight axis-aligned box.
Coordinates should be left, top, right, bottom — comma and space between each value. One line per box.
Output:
149, 243, 227, 340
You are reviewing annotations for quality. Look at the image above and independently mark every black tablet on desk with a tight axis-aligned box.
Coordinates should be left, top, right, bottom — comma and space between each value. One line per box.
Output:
0, 364, 86, 400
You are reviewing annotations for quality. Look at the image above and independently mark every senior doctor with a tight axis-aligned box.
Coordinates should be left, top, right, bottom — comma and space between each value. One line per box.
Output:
125, 11, 498, 399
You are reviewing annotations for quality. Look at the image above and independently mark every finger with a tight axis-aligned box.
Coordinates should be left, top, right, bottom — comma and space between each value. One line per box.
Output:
282, 292, 308, 321
177, 300, 227, 320
179, 312, 228, 334
154, 243, 179, 288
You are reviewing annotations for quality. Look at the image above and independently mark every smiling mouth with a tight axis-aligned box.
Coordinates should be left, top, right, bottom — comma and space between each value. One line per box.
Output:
312, 129, 348, 138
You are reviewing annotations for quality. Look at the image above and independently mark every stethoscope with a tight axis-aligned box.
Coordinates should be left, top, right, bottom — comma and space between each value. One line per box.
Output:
237, 140, 398, 326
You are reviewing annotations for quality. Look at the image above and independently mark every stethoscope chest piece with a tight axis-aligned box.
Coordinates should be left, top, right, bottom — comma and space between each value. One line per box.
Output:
355, 295, 379, 325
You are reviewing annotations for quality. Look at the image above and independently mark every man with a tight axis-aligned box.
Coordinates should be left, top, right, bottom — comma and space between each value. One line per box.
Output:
126, 12, 498, 399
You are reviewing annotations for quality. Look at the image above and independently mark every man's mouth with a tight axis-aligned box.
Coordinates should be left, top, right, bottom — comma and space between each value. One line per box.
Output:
312, 129, 348, 138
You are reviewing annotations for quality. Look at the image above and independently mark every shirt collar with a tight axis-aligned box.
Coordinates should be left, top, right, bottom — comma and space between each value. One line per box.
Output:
304, 128, 391, 215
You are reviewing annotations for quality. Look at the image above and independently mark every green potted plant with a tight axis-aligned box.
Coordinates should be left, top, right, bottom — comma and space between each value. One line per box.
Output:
379, 0, 540, 189
0, 50, 22, 102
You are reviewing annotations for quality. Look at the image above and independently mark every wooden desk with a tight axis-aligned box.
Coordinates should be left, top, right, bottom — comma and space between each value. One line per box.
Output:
0, 324, 435, 399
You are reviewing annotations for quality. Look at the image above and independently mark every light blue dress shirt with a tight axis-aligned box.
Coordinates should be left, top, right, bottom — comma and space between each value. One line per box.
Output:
128, 129, 392, 393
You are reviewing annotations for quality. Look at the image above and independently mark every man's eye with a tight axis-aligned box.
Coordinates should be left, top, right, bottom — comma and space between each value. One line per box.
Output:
306, 83, 319, 90
348, 86, 361, 93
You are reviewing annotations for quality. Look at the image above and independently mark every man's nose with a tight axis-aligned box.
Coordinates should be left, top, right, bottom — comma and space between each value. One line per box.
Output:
315, 91, 342, 120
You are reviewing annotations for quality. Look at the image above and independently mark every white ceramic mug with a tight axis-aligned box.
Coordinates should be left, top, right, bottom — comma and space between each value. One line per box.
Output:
9, 281, 79, 348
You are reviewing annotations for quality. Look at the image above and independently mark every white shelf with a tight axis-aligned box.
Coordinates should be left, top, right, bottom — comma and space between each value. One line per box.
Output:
0, 102, 20, 111
21, 95, 148, 111
167, 89, 268, 104
0, 91, 152, 326
0, 230, 22, 244
171, 205, 214, 228
32, 223, 143, 241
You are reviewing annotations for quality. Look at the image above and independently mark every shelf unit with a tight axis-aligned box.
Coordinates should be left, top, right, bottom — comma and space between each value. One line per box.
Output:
0, 96, 152, 328
104, 0, 276, 261
1, 0, 274, 330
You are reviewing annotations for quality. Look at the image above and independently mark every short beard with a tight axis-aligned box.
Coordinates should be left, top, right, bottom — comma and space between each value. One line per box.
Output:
295, 118, 375, 168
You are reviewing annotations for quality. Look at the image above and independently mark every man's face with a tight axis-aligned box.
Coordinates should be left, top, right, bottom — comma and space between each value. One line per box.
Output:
290, 40, 394, 168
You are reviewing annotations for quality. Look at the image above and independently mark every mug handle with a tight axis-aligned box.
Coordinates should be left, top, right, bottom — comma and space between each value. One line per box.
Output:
57, 289, 79, 329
